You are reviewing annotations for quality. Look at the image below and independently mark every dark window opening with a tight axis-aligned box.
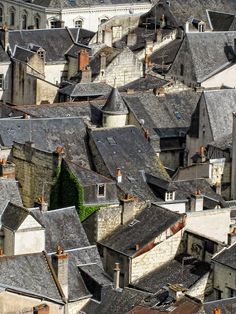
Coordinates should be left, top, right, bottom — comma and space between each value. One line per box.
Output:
97, 184, 105, 197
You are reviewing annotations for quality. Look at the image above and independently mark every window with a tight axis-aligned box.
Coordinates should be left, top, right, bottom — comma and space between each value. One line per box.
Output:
37, 50, 45, 60
9, 8, 15, 26
214, 289, 222, 300
97, 184, 105, 197
34, 15, 40, 29
75, 19, 83, 28
50, 20, 61, 28
0, 74, 4, 90
22, 11, 28, 29
0, 6, 3, 24
180, 64, 184, 76
100, 18, 108, 24
228, 287, 236, 298
165, 191, 175, 201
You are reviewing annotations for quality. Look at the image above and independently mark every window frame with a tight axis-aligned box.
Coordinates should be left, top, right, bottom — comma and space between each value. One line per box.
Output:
97, 184, 106, 198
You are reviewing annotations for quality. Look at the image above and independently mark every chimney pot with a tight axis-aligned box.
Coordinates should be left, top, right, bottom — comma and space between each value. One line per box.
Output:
135, 243, 140, 251
214, 307, 221, 314
35, 196, 48, 213
52, 246, 69, 299
55, 146, 65, 154
78, 49, 89, 72
116, 168, 122, 183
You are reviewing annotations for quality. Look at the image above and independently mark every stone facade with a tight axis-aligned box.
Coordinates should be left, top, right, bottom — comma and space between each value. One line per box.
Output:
213, 262, 236, 299
12, 142, 63, 208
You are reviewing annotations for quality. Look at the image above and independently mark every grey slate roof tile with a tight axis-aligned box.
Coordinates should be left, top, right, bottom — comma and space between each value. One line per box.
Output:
1, 203, 29, 231
119, 75, 169, 92
0, 252, 62, 301
213, 242, 236, 270
102, 87, 129, 114
207, 10, 235, 31
13, 46, 35, 63
133, 255, 210, 293
31, 206, 90, 253
59, 82, 112, 97
0, 117, 89, 166
99, 203, 183, 256
0, 179, 22, 216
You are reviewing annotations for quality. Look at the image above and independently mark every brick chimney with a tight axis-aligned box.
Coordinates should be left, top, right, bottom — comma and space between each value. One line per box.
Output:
78, 49, 90, 72
35, 196, 48, 213
213, 308, 221, 314
121, 194, 135, 224
0, 160, 15, 179
227, 224, 236, 245
52, 246, 69, 299
114, 263, 120, 290
33, 304, 49, 314
116, 168, 122, 183
231, 112, 236, 200
191, 190, 203, 212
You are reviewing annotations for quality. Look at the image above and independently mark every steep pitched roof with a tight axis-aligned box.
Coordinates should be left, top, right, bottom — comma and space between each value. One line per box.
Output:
99, 203, 183, 256
0, 179, 22, 216
31, 206, 90, 253
0, 252, 63, 301
59, 82, 112, 97
102, 87, 128, 114
8, 28, 80, 63
0, 117, 89, 166
13, 46, 35, 63
213, 242, 236, 269
207, 10, 236, 31
89, 126, 170, 201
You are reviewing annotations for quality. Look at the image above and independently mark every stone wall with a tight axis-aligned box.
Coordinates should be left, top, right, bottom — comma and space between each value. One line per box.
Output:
187, 272, 212, 301
213, 262, 236, 299
12, 142, 63, 207
131, 230, 183, 282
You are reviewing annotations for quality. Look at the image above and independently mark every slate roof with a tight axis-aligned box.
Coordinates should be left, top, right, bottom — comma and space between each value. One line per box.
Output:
79, 263, 112, 286
203, 297, 236, 314
59, 82, 112, 97
89, 126, 169, 201
203, 89, 236, 140
132, 255, 210, 293
0, 179, 22, 217
0, 117, 89, 166
208, 133, 232, 151
0, 252, 62, 302
119, 75, 170, 92
81, 287, 152, 314
66, 160, 114, 186
5, 101, 103, 125
0, 45, 10, 63
8, 28, 80, 63
178, 32, 236, 83
207, 10, 236, 31
13, 46, 35, 63
102, 87, 129, 114
213, 242, 236, 269
28, 0, 149, 8
150, 39, 182, 66
124, 91, 200, 138
31, 206, 90, 253
99, 203, 183, 256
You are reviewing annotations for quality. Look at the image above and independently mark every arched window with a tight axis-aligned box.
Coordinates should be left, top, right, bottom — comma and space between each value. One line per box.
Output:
22, 11, 28, 29
0, 5, 3, 24
75, 19, 83, 28
9, 7, 15, 26
34, 14, 40, 29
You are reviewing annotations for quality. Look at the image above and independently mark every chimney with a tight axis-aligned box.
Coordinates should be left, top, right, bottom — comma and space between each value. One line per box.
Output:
135, 243, 140, 251
0, 160, 15, 179
33, 304, 49, 314
52, 246, 69, 299
55, 146, 65, 155
100, 52, 106, 81
168, 284, 186, 301
191, 190, 203, 212
127, 32, 137, 47
1, 25, 9, 52
0, 248, 4, 257
78, 49, 90, 72
116, 168, 122, 183
23, 113, 30, 119
80, 66, 92, 83
231, 112, 236, 200
114, 263, 120, 290
102, 28, 112, 47
121, 194, 135, 224
35, 196, 48, 213
215, 182, 222, 195
227, 224, 236, 245
184, 21, 190, 33
154, 86, 165, 97
213, 308, 221, 314
199, 146, 206, 162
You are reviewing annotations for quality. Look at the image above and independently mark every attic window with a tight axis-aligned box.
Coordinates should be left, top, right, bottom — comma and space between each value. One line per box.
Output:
107, 137, 116, 145
37, 50, 45, 60
165, 191, 175, 201
97, 184, 105, 197
75, 19, 83, 28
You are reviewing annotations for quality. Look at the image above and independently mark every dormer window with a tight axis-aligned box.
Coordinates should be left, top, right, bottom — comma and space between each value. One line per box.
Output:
97, 184, 106, 197
37, 50, 45, 60
165, 191, 175, 202
75, 19, 83, 28
198, 21, 205, 32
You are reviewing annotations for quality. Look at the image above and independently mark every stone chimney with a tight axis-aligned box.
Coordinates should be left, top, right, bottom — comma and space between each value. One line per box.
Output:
33, 304, 49, 314
78, 49, 90, 72
231, 112, 236, 200
227, 224, 236, 245
0, 159, 15, 179
121, 194, 135, 224
113, 263, 120, 290
52, 246, 69, 299
199, 146, 206, 162
80, 66, 92, 83
1, 25, 9, 52
116, 168, 122, 183
191, 190, 203, 212
184, 21, 190, 33
35, 196, 48, 213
